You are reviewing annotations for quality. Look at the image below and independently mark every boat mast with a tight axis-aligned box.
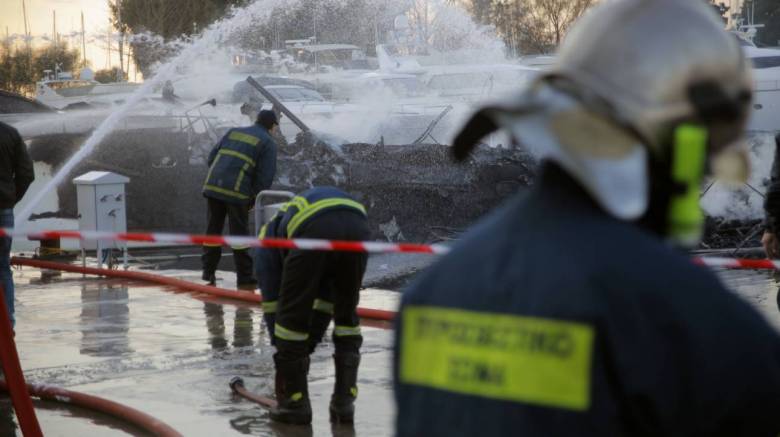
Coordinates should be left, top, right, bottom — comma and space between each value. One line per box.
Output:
21, 0, 29, 41
81, 11, 87, 67
21, 0, 32, 78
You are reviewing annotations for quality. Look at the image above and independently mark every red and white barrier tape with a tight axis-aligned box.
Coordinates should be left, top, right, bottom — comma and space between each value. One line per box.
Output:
0, 228, 451, 255
692, 257, 780, 270
3, 228, 780, 270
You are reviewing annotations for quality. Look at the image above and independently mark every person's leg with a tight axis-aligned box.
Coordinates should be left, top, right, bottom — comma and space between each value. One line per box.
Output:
309, 289, 334, 354
0, 209, 14, 327
328, 250, 367, 424
202, 198, 227, 284
270, 248, 330, 425
256, 247, 281, 343
327, 213, 370, 424
330, 252, 365, 356
226, 203, 255, 286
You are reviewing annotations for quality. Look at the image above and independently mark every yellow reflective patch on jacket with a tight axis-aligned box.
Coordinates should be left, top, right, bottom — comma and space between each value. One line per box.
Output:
400, 306, 594, 411
286, 198, 367, 237
219, 148, 255, 167
234, 163, 250, 191
204, 154, 220, 186
291, 196, 310, 209
228, 131, 260, 146
203, 184, 249, 200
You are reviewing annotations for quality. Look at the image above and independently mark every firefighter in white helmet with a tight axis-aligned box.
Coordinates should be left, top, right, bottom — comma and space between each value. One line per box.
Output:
394, 0, 780, 435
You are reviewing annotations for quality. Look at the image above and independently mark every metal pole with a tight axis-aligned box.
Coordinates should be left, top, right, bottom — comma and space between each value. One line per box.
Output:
245, 76, 311, 132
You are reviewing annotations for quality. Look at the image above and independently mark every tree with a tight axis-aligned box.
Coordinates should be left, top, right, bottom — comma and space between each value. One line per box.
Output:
532, 0, 593, 47
0, 41, 80, 96
110, 0, 249, 73
94, 67, 127, 83
465, 0, 593, 55
32, 42, 81, 80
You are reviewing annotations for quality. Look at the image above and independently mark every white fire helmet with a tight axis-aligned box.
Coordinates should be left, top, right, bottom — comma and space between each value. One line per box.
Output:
452, 0, 752, 245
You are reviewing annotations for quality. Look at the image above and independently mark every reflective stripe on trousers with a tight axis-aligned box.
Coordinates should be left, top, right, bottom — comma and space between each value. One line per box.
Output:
334, 325, 361, 336
275, 323, 309, 341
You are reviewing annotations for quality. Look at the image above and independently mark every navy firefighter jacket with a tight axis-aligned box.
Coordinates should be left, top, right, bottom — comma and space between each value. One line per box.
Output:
202, 123, 277, 204
254, 186, 367, 315
394, 163, 780, 437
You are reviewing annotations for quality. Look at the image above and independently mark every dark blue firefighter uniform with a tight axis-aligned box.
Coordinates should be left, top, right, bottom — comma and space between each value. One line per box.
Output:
202, 124, 277, 284
255, 186, 370, 355
394, 163, 780, 436
255, 209, 335, 351
256, 187, 371, 423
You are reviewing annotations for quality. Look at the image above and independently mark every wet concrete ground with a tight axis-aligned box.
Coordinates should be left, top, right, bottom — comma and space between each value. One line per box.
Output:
0, 263, 778, 436
3, 266, 397, 436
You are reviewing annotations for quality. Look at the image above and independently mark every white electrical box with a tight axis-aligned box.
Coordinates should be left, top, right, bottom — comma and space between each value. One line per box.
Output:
73, 172, 130, 265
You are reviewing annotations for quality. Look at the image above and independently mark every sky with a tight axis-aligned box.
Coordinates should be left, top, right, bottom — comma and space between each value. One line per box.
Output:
0, 0, 757, 82
0, 0, 140, 79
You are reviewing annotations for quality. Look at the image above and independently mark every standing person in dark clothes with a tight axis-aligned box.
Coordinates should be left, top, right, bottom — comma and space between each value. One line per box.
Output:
0, 121, 34, 327
202, 110, 278, 287
394, 0, 780, 436
254, 186, 369, 425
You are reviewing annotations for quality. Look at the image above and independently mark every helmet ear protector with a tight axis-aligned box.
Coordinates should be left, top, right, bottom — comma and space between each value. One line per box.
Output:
660, 81, 751, 246
666, 124, 708, 246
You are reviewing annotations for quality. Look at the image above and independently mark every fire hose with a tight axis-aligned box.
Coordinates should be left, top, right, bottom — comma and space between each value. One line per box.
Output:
0, 285, 42, 436
0, 380, 183, 437
0, 285, 182, 436
10, 257, 396, 322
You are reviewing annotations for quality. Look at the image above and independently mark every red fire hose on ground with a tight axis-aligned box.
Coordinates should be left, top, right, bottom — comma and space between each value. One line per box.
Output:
0, 380, 183, 437
0, 284, 183, 436
10, 257, 397, 322
0, 285, 43, 436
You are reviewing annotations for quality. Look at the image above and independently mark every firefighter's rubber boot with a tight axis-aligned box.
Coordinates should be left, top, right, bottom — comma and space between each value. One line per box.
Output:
269, 356, 312, 425
201, 271, 216, 286
329, 353, 360, 424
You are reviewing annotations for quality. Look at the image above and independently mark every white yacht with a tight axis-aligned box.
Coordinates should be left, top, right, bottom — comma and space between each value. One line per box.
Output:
35, 68, 140, 110
734, 33, 780, 131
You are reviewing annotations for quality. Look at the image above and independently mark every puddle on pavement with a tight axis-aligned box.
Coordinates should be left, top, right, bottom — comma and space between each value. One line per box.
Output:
2, 265, 778, 436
